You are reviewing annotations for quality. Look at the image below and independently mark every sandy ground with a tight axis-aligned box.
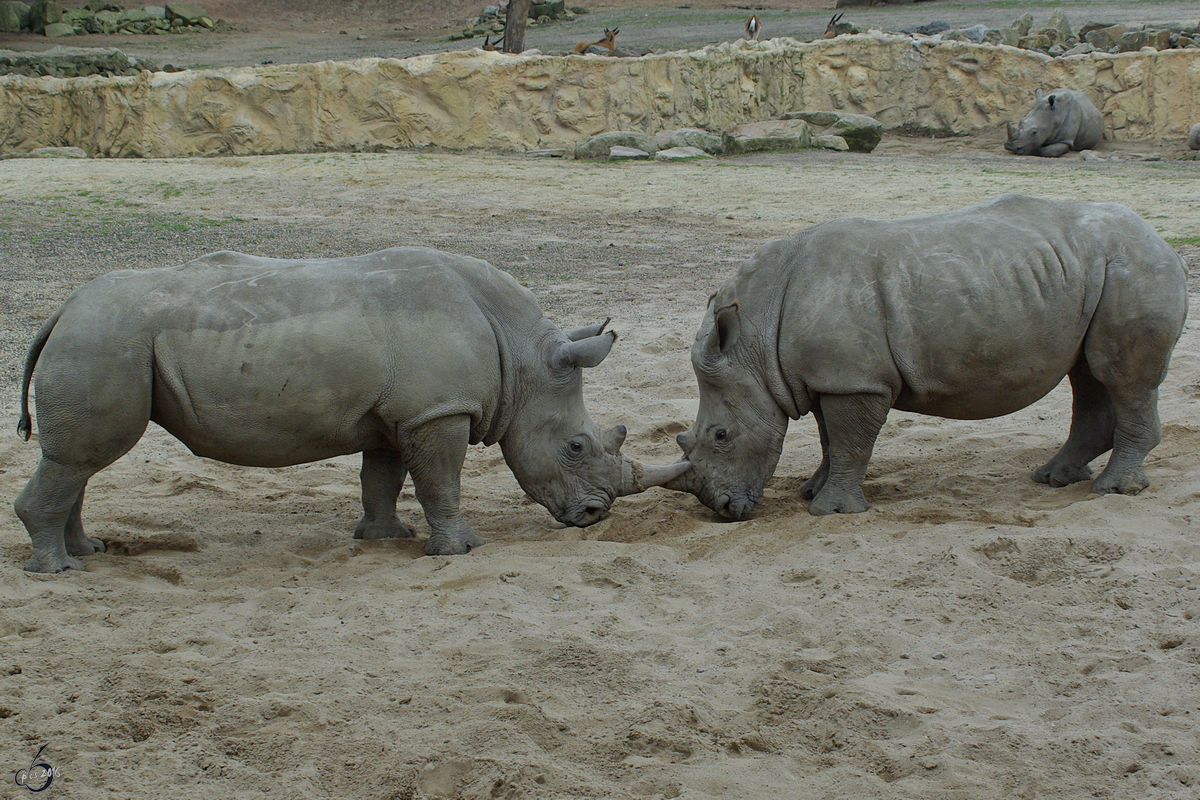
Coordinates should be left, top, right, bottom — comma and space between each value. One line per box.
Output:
1, 132, 1199, 799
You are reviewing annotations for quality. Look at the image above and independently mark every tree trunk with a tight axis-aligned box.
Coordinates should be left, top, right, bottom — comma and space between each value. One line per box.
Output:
503, 0, 531, 53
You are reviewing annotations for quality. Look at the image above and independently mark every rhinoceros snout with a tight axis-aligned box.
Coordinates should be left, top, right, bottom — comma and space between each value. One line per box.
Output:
712, 493, 756, 521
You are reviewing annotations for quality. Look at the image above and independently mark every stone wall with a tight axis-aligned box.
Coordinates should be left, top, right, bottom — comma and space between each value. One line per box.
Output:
1, 34, 1198, 157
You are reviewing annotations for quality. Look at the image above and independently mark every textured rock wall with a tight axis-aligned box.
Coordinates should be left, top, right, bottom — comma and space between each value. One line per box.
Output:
1, 34, 1198, 157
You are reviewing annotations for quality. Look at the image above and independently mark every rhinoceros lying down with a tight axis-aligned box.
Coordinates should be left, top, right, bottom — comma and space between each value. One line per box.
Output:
15, 247, 687, 573
1005, 88, 1103, 157
668, 195, 1187, 520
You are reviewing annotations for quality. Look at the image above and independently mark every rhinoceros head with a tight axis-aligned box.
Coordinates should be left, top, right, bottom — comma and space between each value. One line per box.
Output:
501, 320, 689, 527
668, 298, 789, 520
1004, 88, 1051, 154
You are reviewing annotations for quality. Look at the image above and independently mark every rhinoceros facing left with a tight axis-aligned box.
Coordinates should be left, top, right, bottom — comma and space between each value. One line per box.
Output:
668, 195, 1187, 520
15, 247, 687, 573
1005, 88, 1103, 157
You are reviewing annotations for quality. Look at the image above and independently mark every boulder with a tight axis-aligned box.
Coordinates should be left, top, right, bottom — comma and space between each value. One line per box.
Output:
608, 145, 649, 160
655, 128, 723, 154
42, 19, 72, 36
165, 2, 208, 25
722, 119, 813, 155
574, 131, 658, 159
781, 110, 881, 152
118, 7, 153, 25
1085, 24, 1127, 49
1149, 29, 1171, 50
1118, 30, 1148, 51
82, 1, 120, 10
654, 146, 711, 161
1045, 9, 1072, 41
29, 0, 62, 33
94, 8, 118, 32
900, 21, 949, 36
816, 134, 849, 151
1076, 21, 1114, 39
1061, 42, 1096, 57
0, 1, 30, 32
1010, 14, 1033, 37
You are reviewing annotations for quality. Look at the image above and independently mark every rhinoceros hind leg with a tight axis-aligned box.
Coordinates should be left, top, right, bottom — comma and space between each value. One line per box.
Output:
807, 393, 889, 516
16, 458, 96, 573
355, 449, 416, 539
799, 405, 831, 501
404, 415, 486, 555
63, 487, 106, 556
1090, 389, 1158, 496
1034, 362, 1114, 487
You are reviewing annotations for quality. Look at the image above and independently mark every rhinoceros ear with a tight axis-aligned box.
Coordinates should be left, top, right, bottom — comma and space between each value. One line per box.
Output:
1035, 87, 1045, 101
1047, 93, 1056, 108
702, 301, 741, 357
552, 330, 617, 370
564, 317, 610, 342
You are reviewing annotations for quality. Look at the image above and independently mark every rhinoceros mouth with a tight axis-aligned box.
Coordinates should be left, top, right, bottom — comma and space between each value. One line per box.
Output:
707, 490, 759, 521
553, 495, 613, 527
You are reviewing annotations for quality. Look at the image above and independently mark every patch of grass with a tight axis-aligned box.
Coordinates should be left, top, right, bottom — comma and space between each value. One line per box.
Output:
1167, 236, 1200, 247
156, 182, 185, 199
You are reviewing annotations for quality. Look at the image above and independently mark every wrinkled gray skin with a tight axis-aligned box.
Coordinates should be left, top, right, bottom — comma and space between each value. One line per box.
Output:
15, 247, 688, 573
1005, 88, 1104, 157
668, 195, 1187, 521
1189, 122, 1200, 151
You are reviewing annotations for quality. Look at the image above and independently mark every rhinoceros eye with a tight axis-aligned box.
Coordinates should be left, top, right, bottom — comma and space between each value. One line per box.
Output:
568, 440, 584, 454
714, 428, 728, 442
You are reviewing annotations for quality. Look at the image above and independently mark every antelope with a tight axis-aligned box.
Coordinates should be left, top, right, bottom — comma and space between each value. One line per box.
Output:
745, 14, 760, 41
574, 27, 619, 53
824, 13, 844, 38
482, 33, 504, 51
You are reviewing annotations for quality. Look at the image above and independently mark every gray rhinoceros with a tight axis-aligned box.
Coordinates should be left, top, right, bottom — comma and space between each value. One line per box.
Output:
1188, 122, 1200, 151
15, 247, 688, 573
1005, 88, 1103, 157
668, 195, 1187, 520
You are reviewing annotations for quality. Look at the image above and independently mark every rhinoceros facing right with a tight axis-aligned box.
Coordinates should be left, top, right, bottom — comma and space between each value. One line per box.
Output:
668, 195, 1187, 520
15, 247, 688, 573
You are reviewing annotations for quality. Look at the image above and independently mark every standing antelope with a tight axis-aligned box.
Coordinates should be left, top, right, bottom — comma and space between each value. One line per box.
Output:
574, 27, 619, 53
745, 15, 760, 40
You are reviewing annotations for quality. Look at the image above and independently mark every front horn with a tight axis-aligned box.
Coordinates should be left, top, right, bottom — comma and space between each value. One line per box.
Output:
616, 458, 692, 497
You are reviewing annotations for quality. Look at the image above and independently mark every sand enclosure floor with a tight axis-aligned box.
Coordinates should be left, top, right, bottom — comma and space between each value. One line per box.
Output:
1, 140, 1200, 798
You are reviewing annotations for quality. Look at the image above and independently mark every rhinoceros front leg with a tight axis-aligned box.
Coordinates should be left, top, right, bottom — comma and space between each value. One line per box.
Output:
15, 458, 96, 573
807, 393, 890, 516
1035, 363, 1115, 487
404, 414, 486, 555
799, 404, 831, 501
355, 449, 416, 540
1037, 142, 1072, 157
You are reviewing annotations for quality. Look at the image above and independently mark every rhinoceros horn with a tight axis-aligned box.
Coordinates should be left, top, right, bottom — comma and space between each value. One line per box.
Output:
1006, 120, 1016, 140
617, 458, 691, 497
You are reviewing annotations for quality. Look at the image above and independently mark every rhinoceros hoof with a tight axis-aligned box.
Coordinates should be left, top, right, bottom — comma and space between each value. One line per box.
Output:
799, 472, 827, 501
354, 518, 415, 540
1033, 462, 1092, 488
808, 487, 869, 516
1090, 469, 1148, 496
425, 530, 486, 556
25, 552, 85, 573
65, 535, 106, 556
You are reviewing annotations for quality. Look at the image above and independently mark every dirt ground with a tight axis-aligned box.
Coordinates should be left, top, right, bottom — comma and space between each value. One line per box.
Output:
3, 2, 1200, 799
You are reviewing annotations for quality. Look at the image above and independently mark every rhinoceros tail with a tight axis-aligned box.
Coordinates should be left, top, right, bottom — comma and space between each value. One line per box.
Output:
17, 306, 64, 442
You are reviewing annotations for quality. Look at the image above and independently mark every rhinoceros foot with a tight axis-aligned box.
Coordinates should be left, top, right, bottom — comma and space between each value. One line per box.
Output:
425, 526, 486, 555
25, 551, 85, 574
65, 533, 106, 556
808, 485, 869, 516
798, 467, 829, 500
353, 517, 415, 540
1032, 461, 1092, 488
1090, 466, 1149, 496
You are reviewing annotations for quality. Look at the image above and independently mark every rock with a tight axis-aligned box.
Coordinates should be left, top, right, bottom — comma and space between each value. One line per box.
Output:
82, 1, 119, 10
654, 146, 711, 161
524, 148, 566, 157
722, 119, 814, 155
960, 24, 988, 43
1010, 14, 1033, 37
0, 145, 88, 159
1118, 30, 1148, 52
165, 2, 208, 25
1086, 23, 1127, 49
1061, 42, 1096, 57
608, 145, 649, 160
1081, 150, 1106, 162
1149, 29, 1171, 50
1019, 33, 1052, 52
1076, 21, 1114, 39
900, 21, 949, 37
0, 1, 30, 32
118, 7, 153, 25
1045, 9, 1072, 41
94, 8, 118, 32
529, 0, 564, 20
29, 0, 62, 33
827, 113, 882, 152
42, 19, 72, 36
779, 110, 839, 127
574, 131, 658, 159
816, 134, 849, 151
1188, 123, 1200, 150
144, 6, 166, 19
656, 127, 723, 154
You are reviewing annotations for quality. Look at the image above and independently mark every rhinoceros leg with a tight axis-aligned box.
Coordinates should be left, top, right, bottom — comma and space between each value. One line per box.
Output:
807, 393, 890, 515
1036, 142, 1072, 157
355, 449, 416, 540
63, 486, 106, 556
1034, 362, 1115, 487
15, 458, 97, 573
799, 405, 831, 501
1089, 389, 1159, 496
403, 414, 486, 555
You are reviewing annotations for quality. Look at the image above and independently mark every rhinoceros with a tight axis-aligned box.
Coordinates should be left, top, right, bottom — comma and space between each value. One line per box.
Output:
1188, 122, 1200, 151
15, 247, 688, 573
1005, 88, 1103, 157
667, 195, 1187, 520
